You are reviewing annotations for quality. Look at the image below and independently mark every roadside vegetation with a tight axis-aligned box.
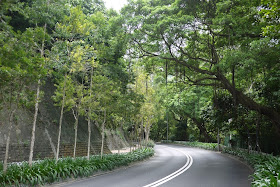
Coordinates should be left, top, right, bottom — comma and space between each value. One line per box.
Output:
141, 140, 155, 148
0, 148, 154, 186
223, 147, 280, 187
166, 141, 218, 151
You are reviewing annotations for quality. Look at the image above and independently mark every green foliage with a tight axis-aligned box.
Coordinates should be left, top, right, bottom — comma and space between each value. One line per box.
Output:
123, 0, 280, 147
70, 0, 106, 15
167, 141, 217, 151
24, 0, 68, 29
52, 75, 75, 111
141, 139, 155, 148
0, 148, 154, 186
260, 0, 280, 38
223, 147, 280, 187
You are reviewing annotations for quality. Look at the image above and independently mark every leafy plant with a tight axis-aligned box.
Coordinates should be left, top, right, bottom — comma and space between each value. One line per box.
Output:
0, 148, 154, 186
171, 141, 217, 151
141, 140, 155, 148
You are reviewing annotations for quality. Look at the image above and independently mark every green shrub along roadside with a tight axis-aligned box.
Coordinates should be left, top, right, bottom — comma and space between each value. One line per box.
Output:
171, 141, 217, 150
223, 147, 280, 187
162, 140, 280, 187
0, 148, 154, 186
141, 140, 155, 148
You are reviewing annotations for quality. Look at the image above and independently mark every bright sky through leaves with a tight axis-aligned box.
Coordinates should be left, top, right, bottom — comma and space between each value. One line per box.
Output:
103, 0, 127, 12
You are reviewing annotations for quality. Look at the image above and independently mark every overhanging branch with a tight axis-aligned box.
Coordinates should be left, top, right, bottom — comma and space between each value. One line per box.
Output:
133, 39, 216, 76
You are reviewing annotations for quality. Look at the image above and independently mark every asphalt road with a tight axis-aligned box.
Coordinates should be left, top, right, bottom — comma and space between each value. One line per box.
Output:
55, 144, 253, 187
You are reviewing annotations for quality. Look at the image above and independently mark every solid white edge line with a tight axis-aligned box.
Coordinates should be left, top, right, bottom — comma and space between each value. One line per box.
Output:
143, 154, 190, 187
143, 148, 193, 187
152, 154, 193, 187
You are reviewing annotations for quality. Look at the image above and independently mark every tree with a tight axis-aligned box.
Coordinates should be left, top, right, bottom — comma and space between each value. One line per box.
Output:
0, 0, 54, 170
131, 63, 164, 143
71, 80, 84, 158
86, 66, 94, 160
49, 4, 96, 161
122, 0, 280, 133
27, 26, 49, 166
9, 0, 70, 167
52, 74, 75, 162
260, 0, 280, 38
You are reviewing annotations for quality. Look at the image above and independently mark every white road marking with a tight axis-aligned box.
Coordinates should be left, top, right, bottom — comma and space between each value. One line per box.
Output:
143, 147, 193, 187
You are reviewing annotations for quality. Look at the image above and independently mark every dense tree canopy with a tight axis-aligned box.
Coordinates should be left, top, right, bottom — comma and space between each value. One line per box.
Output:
121, 0, 280, 153
0, 0, 279, 166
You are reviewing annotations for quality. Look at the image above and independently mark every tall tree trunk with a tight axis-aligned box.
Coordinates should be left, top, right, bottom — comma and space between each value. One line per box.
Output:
145, 126, 150, 143
134, 122, 138, 150
101, 110, 106, 159
87, 116, 91, 160
232, 66, 236, 106
28, 22, 47, 167
140, 117, 144, 148
247, 127, 250, 154
145, 117, 150, 143
3, 109, 16, 173
165, 60, 169, 142
87, 67, 93, 160
55, 74, 67, 163
256, 115, 261, 152
73, 109, 80, 158
217, 127, 220, 151
28, 79, 41, 166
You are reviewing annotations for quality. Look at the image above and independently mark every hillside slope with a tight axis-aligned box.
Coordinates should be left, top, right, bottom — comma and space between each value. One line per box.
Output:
0, 79, 126, 162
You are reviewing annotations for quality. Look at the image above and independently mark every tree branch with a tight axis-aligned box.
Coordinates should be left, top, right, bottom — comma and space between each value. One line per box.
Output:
133, 39, 216, 76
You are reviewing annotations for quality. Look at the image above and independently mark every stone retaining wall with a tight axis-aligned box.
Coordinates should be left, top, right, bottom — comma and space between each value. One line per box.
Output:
0, 141, 110, 162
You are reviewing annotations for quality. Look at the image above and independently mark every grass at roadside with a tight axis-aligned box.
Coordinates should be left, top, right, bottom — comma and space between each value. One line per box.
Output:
162, 140, 280, 186
0, 147, 154, 186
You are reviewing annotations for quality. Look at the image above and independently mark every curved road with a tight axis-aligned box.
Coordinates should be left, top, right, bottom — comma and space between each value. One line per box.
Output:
55, 144, 253, 187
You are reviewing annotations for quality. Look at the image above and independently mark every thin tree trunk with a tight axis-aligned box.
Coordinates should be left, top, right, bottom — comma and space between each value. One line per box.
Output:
101, 110, 106, 159
217, 127, 220, 152
247, 125, 250, 154
73, 109, 79, 158
118, 138, 120, 154
146, 126, 150, 143
3, 109, 16, 173
135, 122, 139, 150
130, 139, 132, 152
129, 125, 132, 152
87, 117, 91, 160
28, 79, 41, 166
55, 74, 67, 163
165, 60, 169, 142
87, 67, 93, 160
256, 115, 261, 152
28, 22, 47, 166
140, 118, 144, 148
145, 117, 151, 143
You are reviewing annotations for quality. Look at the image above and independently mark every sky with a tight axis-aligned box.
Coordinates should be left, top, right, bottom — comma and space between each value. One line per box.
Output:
103, 0, 128, 12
